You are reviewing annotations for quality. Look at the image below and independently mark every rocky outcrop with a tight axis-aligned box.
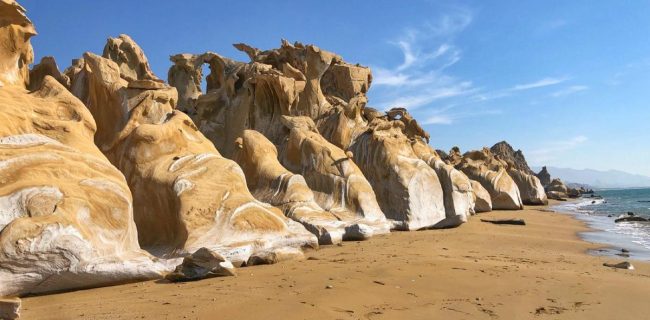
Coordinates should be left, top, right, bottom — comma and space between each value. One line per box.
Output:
546, 178, 568, 196
536, 166, 551, 187
167, 41, 451, 231
470, 180, 492, 213
231, 129, 390, 244
411, 136, 475, 226
451, 148, 523, 210
0, 2, 164, 297
490, 141, 547, 205
490, 141, 534, 175
66, 36, 317, 264
28, 56, 70, 91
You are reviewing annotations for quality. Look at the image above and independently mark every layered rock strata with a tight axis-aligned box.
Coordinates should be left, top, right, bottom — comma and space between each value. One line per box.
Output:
450, 148, 523, 210
66, 36, 317, 263
0, 1, 164, 297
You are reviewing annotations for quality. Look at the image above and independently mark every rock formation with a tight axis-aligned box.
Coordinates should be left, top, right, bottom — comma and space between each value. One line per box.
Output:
545, 178, 569, 200
536, 166, 551, 186
490, 141, 547, 205
0, 1, 164, 297
490, 141, 534, 174
65, 35, 317, 263
470, 180, 493, 213
450, 148, 523, 210
231, 129, 390, 244
167, 41, 455, 231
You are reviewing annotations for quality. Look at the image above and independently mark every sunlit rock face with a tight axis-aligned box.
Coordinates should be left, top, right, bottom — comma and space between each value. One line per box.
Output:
0, 1, 163, 296
167, 41, 395, 235
411, 136, 475, 226
490, 141, 547, 205
231, 129, 389, 244
168, 40, 459, 231
67, 36, 317, 264
450, 147, 524, 210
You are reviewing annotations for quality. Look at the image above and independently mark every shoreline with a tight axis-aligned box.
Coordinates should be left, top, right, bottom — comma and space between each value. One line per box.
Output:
21, 202, 650, 319
551, 198, 650, 261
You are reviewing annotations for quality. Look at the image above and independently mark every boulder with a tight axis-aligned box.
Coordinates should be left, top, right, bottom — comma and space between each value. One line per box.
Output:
546, 191, 567, 201
546, 178, 569, 199
507, 167, 548, 205
66, 36, 317, 264
451, 148, 523, 210
471, 180, 492, 213
0, 2, 164, 297
0, 297, 20, 320
165, 248, 236, 282
614, 216, 648, 223
603, 261, 634, 270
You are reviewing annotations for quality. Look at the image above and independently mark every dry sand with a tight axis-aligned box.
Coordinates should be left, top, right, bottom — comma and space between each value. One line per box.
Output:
22, 201, 650, 319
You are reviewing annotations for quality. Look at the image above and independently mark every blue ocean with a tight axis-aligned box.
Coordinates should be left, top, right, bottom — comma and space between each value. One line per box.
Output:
552, 188, 650, 260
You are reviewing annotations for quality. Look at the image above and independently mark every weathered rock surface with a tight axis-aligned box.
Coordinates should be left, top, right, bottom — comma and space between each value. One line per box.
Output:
0, 297, 20, 319
546, 178, 569, 199
231, 129, 389, 244
412, 136, 475, 227
490, 141, 547, 205
490, 141, 535, 174
28, 56, 70, 91
165, 247, 236, 282
167, 41, 450, 231
451, 148, 523, 210
471, 180, 493, 213
536, 166, 552, 187
0, 2, 164, 297
66, 36, 317, 264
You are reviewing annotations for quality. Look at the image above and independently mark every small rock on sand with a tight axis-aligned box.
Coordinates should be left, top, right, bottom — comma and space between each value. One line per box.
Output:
0, 297, 21, 320
603, 261, 634, 270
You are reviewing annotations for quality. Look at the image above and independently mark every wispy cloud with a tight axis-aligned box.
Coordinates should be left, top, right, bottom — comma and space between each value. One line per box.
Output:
510, 77, 568, 91
551, 85, 589, 97
422, 108, 502, 125
538, 19, 568, 33
370, 6, 478, 117
528, 135, 588, 164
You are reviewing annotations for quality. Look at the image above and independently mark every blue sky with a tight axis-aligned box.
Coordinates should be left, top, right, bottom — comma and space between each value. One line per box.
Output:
22, 1, 650, 176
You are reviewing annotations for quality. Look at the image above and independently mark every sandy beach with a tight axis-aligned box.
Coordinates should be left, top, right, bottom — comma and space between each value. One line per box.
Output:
19, 200, 650, 319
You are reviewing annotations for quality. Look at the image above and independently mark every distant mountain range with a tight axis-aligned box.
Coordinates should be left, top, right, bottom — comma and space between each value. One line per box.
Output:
531, 166, 650, 189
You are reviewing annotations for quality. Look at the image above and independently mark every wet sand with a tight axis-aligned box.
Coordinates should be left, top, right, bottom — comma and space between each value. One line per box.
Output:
22, 201, 650, 319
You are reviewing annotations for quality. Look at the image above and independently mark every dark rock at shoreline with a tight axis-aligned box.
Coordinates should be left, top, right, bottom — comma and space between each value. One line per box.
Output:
614, 216, 648, 223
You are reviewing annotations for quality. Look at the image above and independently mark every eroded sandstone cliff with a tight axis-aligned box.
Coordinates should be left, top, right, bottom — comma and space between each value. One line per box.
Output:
0, 1, 164, 296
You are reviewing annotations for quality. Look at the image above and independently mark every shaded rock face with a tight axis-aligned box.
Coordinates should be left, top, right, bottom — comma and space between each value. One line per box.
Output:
470, 180, 492, 213
0, 2, 163, 296
536, 166, 551, 186
66, 36, 317, 263
167, 40, 451, 231
546, 178, 568, 194
451, 148, 523, 210
490, 141, 534, 175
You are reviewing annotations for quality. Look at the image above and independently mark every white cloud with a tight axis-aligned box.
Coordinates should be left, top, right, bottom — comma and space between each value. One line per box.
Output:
551, 85, 589, 97
510, 77, 568, 91
424, 115, 454, 125
528, 135, 588, 164
370, 7, 476, 117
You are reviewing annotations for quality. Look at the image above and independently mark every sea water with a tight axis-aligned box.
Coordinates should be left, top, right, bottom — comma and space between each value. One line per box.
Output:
552, 188, 650, 261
